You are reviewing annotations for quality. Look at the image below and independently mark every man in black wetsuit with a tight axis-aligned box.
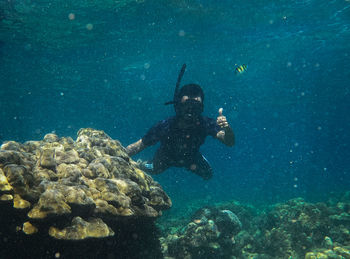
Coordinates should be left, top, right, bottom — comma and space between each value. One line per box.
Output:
126, 65, 234, 180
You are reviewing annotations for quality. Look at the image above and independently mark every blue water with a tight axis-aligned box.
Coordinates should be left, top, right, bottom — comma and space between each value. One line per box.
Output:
1, 0, 350, 210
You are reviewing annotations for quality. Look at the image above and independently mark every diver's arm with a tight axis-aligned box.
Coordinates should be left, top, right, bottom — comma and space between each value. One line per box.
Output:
126, 139, 147, 156
216, 108, 235, 147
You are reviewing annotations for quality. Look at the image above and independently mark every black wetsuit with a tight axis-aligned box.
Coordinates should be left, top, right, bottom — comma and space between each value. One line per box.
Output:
142, 116, 220, 179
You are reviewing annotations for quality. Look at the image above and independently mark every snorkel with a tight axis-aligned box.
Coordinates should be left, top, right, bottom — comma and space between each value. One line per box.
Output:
164, 63, 187, 107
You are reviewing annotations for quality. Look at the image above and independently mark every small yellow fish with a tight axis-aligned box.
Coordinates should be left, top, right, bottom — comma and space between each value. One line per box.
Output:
235, 64, 248, 75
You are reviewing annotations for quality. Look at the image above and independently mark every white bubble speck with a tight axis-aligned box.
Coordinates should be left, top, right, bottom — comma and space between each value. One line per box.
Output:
190, 164, 197, 171
60, 92, 64, 96
68, 13, 75, 20
178, 30, 185, 37
86, 23, 93, 30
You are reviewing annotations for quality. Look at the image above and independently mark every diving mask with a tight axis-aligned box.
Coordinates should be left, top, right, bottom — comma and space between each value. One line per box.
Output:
176, 98, 203, 120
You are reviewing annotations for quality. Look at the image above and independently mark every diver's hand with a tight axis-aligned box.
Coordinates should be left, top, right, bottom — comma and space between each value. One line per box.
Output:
216, 108, 235, 146
217, 108, 230, 129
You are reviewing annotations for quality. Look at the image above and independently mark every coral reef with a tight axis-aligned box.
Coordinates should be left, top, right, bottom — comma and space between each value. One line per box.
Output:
305, 245, 350, 259
161, 207, 242, 258
0, 128, 171, 258
3, 128, 350, 258
160, 194, 350, 259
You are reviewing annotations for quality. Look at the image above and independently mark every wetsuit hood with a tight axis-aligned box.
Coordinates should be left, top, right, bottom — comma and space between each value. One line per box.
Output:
165, 64, 204, 118
174, 84, 204, 118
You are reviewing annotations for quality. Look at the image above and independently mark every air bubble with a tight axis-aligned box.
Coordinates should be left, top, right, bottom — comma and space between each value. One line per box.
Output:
68, 13, 75, 20
86, 23, 93, 30
178, 30, 185, 37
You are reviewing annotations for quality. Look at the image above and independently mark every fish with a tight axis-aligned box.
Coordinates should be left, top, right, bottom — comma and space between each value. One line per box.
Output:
235, 64, 248, 75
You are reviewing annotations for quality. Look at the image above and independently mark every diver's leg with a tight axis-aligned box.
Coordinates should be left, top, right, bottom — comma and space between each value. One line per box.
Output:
152, 149, 171, 174
187, 153, 213, 180
137, 149, 170, 174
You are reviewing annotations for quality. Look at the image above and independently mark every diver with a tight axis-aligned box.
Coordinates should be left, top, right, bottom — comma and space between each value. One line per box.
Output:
126, 64, 234, 180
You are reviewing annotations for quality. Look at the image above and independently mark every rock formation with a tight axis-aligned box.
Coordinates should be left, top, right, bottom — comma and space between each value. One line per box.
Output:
0, 128, 171, 258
